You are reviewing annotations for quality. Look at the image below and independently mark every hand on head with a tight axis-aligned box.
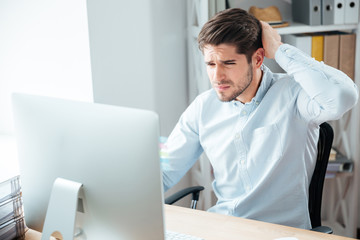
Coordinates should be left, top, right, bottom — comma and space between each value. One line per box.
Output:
260, 21, 282, 59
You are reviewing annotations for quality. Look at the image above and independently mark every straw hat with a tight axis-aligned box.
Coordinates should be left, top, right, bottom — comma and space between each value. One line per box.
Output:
249, 6, 289, 28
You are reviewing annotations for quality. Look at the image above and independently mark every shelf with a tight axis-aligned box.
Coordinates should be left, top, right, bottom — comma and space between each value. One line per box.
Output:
276, 22, 358, 35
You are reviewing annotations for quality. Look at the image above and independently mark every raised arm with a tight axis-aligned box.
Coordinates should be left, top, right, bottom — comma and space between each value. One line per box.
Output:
261, 21, 358, 124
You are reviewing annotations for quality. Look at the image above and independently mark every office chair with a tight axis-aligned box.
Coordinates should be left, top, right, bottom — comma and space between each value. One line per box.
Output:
165, 122, 334, 234
308, 122, 333, 233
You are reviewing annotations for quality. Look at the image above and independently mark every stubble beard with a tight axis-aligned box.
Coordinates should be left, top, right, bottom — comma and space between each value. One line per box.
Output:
216, 65, 253, 102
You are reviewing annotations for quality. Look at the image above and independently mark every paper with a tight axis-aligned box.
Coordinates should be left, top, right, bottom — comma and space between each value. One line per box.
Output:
0, 135, 20, 183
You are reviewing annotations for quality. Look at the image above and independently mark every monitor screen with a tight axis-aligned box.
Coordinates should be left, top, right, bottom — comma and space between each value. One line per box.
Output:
12, 93, 165, 239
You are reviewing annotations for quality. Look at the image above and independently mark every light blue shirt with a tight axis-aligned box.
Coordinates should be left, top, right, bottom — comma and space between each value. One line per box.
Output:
161, 44, 358, 229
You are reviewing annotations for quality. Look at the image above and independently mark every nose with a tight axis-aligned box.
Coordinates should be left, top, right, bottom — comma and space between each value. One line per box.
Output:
213, 65, 225, 83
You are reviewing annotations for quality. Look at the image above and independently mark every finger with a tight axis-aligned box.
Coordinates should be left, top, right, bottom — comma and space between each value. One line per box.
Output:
260, 20, 271, 29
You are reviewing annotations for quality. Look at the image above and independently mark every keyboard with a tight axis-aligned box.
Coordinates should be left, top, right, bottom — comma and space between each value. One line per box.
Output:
166, 230, 204, 240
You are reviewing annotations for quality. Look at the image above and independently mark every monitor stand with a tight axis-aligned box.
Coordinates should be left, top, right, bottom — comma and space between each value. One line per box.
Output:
41, 178, 83, 240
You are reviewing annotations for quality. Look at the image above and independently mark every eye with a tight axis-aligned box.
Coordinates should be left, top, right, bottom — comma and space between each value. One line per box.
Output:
206, 62, 215, 66
224, 61, 236, 65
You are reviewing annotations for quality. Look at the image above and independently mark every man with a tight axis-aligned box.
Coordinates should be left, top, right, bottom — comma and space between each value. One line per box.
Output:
161, 8, 358, 229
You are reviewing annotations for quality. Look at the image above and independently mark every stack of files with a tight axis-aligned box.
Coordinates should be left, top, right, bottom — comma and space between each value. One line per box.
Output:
323, 31, 356, 80
326, 149, 354, 178
292, 0, 359, 25
283, 32, 326, 62
282, 31, 356, 81
322, 0, 346, 25
0, 175, 26, 240
322, 0, 360, 25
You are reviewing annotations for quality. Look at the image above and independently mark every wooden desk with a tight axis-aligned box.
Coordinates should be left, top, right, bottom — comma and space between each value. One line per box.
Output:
165, 205, 355, 240
25, 205, 356, 240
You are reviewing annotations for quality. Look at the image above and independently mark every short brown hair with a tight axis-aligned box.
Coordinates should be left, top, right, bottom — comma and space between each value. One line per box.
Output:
198, 8, 262, 63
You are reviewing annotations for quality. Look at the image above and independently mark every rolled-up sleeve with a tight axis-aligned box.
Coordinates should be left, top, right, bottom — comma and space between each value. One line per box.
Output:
161, 98, 203, 192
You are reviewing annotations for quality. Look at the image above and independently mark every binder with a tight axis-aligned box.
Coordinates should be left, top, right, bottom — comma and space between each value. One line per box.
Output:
323, 33, 340, 68
339, 33, 356, 81
311, 35, 324, 61
322, 0, 345, 24
322, 0, 335, 25
292, 0, 322, 25
334, 0, 346, 24
344, 0, 359, 24
282, 34, 312, 56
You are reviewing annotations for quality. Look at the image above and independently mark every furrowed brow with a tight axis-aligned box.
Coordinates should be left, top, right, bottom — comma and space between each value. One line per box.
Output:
221, 59, 236, 64
205, 59, 236, 65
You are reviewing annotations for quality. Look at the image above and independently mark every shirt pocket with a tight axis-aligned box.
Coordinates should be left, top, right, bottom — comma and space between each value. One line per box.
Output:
245, 124, 283, 166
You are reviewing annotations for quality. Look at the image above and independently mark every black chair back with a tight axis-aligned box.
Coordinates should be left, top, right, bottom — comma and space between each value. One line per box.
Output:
308, 122, 334, 228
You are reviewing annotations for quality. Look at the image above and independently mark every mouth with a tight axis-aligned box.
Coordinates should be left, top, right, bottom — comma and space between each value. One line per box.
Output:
214, 85, 230, 92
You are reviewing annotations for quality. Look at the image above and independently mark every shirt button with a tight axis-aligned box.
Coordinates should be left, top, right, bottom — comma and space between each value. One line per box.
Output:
285, 49, 290, 53
242, 111, 247, 115
235, 133, 240, 139
255, 101, 259, 105
241, 160, 245, 165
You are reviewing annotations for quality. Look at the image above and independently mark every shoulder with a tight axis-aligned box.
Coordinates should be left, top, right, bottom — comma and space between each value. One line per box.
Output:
261, 65, 299, 93
271, 72, 301, 94
197, 88, 217, 101
182, 88, 226, 122
190, 89, 219, 108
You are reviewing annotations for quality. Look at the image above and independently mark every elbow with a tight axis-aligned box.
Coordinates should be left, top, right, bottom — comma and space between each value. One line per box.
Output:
340, 76, 359, 109
340, 83, 359, 111
162, 171, 176, 193
321, 85, 359, 119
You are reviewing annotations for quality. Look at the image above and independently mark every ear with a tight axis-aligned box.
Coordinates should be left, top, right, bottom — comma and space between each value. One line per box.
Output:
252, 48, 265, 68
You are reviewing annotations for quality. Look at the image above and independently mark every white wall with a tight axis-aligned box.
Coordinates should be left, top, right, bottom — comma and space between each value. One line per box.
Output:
87, 0, 188, 136
0, 0, 188, 136
0, 0, 93, 135
0, 0, 191, 207
86, 0, 191, 205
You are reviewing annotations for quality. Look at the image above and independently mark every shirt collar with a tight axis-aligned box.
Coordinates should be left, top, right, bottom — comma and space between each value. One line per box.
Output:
253, 64, 273, 104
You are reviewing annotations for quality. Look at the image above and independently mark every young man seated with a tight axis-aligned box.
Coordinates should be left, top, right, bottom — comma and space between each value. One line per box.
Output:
161, 8, 358, 229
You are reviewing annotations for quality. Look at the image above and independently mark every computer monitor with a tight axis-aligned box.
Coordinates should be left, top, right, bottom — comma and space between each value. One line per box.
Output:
12, 93, 165, 239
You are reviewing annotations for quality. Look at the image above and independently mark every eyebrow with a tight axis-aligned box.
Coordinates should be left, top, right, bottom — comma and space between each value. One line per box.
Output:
205, 59, 237, 64
222, 60, 236, 64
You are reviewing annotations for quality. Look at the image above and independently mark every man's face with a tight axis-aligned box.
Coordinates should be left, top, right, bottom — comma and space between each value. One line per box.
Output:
204, 44, 253, 102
